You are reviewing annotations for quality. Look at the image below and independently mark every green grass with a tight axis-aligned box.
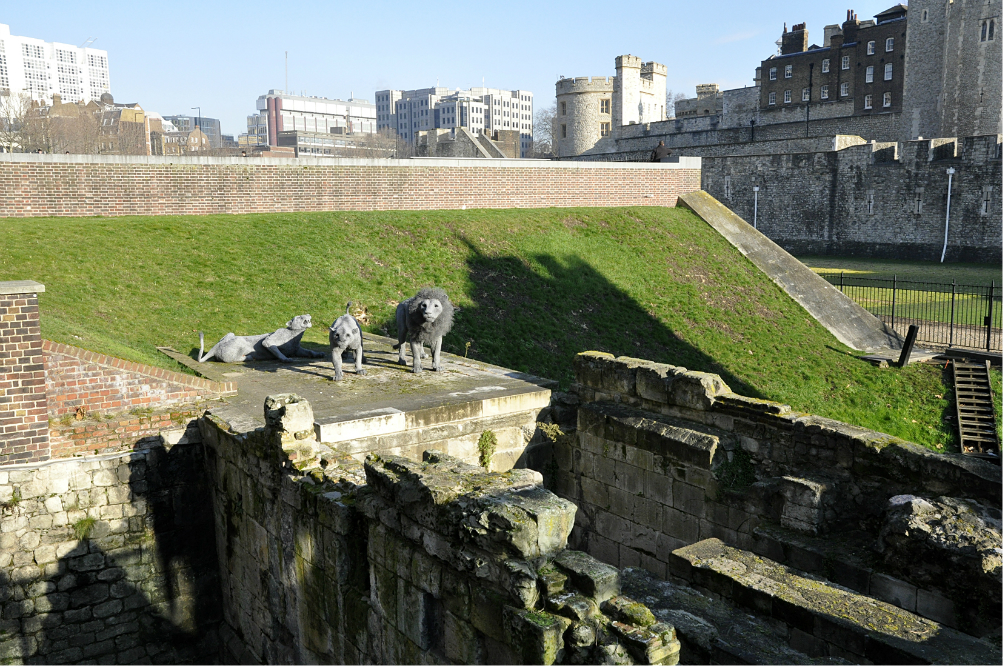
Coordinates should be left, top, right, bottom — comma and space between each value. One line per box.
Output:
0, 207, 970, 451
802, 256, 1001, 286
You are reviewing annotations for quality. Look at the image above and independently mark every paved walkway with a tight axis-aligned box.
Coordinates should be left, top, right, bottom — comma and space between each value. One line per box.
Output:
160, 333, 555, 433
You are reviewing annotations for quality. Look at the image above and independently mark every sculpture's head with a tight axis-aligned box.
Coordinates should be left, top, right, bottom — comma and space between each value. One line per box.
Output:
287, 314, 313, 330
417, 297, 443, 323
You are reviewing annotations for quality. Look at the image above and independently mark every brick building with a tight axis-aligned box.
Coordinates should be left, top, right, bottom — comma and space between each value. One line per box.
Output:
759, 7, 907, 120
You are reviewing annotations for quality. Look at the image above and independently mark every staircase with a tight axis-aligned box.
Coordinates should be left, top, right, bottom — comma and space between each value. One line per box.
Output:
952, 359, 1000, 460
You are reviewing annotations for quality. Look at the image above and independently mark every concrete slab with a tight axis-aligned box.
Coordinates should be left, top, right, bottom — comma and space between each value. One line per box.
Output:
679, 191, 903, 353
160, 333, 555, 468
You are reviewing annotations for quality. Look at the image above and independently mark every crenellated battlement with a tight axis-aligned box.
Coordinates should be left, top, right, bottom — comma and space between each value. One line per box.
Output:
557, 76, 615, 94
641, 61, 668, 77
615, 54, 642, 69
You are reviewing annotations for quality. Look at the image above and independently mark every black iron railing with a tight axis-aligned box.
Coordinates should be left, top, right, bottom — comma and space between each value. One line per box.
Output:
820, 273, 1001, 353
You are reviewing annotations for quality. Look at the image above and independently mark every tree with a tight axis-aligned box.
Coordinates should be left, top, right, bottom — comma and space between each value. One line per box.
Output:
0, 92, 50, 153
49, 102, 100, 154
665, 89, 689, 118
532, 102, 557, 158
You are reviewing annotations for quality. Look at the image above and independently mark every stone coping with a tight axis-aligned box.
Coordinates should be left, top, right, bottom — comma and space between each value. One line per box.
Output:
669, 538, 1001, 665
48, 340, 236, 395
165, 334, 553, 439
3, 152, 701, 170
0, 280, 45, 295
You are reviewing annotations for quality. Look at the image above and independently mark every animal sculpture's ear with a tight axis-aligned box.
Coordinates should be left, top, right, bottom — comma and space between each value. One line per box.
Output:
286, 319, 293, 327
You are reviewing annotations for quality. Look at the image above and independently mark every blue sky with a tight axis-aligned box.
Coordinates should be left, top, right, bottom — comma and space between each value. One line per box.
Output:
7, 1, 900, 136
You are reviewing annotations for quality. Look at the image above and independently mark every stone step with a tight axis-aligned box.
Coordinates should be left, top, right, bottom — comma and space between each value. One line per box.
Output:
669, 538, 1001, 665
750, 523, 962, 630
621, 567, 846, 665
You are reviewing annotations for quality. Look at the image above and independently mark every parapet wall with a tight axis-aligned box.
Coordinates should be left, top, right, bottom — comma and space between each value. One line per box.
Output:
0, 155, 700, 218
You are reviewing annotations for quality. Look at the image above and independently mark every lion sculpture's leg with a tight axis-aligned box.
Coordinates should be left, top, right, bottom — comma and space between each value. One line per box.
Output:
395, 302, 409, 365
431, 337, 443, 372
410, 340, 424, 373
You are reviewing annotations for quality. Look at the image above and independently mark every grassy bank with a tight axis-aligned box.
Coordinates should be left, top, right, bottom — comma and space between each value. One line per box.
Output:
0, 207, 963, 450
802, 256, 1001, 286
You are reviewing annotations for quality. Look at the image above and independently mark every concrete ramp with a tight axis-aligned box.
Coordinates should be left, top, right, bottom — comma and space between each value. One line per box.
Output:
678, 190, 901, 353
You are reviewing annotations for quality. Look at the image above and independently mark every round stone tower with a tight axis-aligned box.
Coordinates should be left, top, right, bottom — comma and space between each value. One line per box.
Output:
555, 76, 614, 158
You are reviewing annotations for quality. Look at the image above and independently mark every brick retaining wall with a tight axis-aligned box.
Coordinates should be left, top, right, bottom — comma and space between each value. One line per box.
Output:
43, 340, 234, 418
0, 155, 701, 218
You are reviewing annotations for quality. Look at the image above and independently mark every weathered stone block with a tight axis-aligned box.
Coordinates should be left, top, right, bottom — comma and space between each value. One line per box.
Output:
669, 371, 731, 411
443, 611, 480, 664
503, 606, 569, 665
869, 573, 917, 612
555, 550, 620, 603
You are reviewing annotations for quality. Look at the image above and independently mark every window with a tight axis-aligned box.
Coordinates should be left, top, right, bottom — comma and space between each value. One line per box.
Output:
914, 190, 923, 214
867, 40, 875, 55
864, 94, 873, 109
841, 82, 850, 96
822, 59, 830, 73
784, 89, 792, 103
560, 101, 566, 115
842, 55, 850, 70
821, 85, 829, 99
724, 176, 732, 198
769, 67, 777, 80
885, 37, 894, 52
600, 122, 610, 136
866, 66, 874, 83
769, 91, 777, 105
922, 8, 928, 22
981, 21, 988, 40
982, 187, 993, 215
866, 191, 874, 215
561, 124, 567, 138
802, 87, 810, 101
883, 92, 892, 107
600, 98, 610, 114
784, 64, 792, 78
983, 19, 997, 41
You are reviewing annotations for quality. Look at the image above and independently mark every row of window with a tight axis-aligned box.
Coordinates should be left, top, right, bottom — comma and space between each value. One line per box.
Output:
981, 19, 996, 41
768, 87, 893, 107
768, 40, 894, 81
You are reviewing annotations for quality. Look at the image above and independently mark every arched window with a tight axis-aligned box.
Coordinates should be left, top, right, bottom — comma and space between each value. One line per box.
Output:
990, 20, 996, 40
982, 21, 988, 41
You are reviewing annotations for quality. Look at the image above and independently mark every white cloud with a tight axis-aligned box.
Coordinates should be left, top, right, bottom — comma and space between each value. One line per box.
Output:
714, 30, 759, 45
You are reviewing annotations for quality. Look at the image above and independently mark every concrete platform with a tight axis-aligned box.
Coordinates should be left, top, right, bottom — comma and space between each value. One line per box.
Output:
160, 333, 556, 470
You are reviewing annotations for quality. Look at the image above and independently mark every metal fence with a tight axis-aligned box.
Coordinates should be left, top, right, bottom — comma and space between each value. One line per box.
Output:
820, 274, 1001, 353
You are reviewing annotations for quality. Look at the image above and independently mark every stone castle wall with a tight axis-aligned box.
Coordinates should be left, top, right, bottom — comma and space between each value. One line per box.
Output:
0, 432, 222, 664
0, 155, 700, 218
198, 399, 680, 665
701, 134, 1002, 261
553, 351, 1001, 631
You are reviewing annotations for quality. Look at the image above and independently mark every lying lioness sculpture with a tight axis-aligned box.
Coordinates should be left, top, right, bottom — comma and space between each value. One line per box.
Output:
198, 315, 325, 363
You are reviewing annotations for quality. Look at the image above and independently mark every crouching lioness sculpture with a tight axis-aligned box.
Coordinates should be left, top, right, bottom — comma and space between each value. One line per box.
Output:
198, 315, 325, 363
393, 287, 454, 373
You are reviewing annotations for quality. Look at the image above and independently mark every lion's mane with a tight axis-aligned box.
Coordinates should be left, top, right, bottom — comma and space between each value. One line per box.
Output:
405, 287, 454, 345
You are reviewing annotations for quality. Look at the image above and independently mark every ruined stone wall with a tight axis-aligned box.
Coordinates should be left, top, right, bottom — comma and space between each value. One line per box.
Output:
0, 431, 222, 664
0, 155, 700, 218
554, 351, 1001, 630
199, 396, 681, 665
700, 134, 1002, 261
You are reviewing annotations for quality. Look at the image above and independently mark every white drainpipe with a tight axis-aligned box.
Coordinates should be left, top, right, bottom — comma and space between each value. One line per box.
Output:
940, 167, 956, 263
753, 186, 759, 229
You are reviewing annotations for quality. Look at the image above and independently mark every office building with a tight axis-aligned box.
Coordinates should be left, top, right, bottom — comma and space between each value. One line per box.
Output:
164, 115, 222, 149
0, 23, 110, 104
376, 86, 534, 157
247, 90, 376, 147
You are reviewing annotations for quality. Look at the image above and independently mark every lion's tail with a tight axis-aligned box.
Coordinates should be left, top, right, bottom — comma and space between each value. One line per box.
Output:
392, 342, 402, 350
345, 301, 352, 315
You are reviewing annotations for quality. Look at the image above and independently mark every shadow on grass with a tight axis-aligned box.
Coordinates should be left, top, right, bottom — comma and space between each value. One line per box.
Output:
387, 239, 759, 396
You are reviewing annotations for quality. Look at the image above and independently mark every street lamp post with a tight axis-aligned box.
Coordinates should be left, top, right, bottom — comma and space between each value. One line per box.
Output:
753, 186, 760, 229
940, 167, 956, 263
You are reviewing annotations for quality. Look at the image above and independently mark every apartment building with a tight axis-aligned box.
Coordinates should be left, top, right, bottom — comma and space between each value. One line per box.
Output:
247, 90, 377, 146
377, 86, 534, 157
0, 23, 111, 104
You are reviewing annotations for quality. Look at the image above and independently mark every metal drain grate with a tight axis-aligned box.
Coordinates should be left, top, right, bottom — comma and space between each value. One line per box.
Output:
952, 360, 1000, 461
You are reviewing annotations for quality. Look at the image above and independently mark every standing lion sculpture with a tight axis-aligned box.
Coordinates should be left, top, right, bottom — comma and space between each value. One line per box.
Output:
329, 302, 366, 381
197, 314, 325, 363
393, 287, 454, 373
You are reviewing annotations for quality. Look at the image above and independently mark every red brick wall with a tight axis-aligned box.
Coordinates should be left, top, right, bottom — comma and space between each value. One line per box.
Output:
0, 287, 49, 464
43, 340, 235, 418
48, 406, 202, 458
0, 156, 701, 218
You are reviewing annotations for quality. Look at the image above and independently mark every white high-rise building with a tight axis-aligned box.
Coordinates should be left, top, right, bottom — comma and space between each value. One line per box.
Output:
0, 23, 111, 104
376, 86, 534, 157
